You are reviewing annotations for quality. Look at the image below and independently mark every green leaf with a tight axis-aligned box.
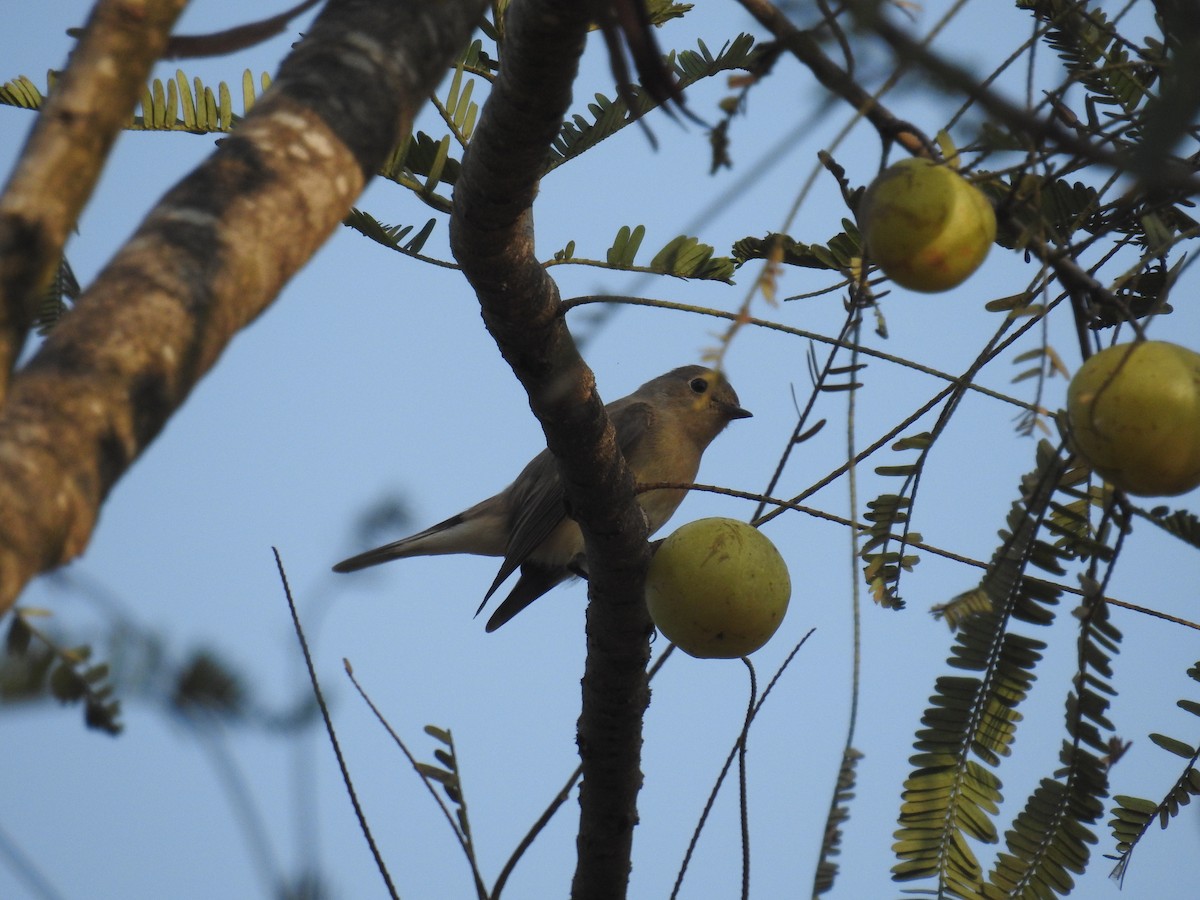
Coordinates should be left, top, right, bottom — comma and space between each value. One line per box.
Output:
1177, 699, 1200, 718
606, 224, 646, 266
1113, 794, 1159, 815
1149, 733, 1197, 758
50, 663, 86, 703
242, 69, 257, 113
424, 724, 452, 745
875, 464, 917, 477
415, 762, 452, 784
892, 433, 932, 451
0, 74, 43, 109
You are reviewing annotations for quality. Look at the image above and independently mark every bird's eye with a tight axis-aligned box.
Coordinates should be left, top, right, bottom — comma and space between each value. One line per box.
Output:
689, 377, 709, 394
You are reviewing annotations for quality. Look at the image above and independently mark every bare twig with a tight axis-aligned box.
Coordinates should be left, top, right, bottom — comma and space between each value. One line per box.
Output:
275, 548, 399, 900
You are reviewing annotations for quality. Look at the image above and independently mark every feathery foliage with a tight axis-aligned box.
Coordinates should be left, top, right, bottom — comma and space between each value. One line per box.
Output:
3, 609, 121, 735
343, 208, 445, 265
0, 68, 270, 132
1138, 506, 1200, 550
1107, 660, 1200, 882
548, 34, 759, 170
1017, 0, 1156, 120
894, 442, 1119, 898
35, 255, 81, 334
731, 222, 864, 278
812, 746, 863, 896
416, 725, 478, 856
550, 224, 735, 281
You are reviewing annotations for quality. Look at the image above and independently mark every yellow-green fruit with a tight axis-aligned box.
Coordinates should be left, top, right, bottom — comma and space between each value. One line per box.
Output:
1067, 341, 1200, 496
645, 518, 791, 659
859, 158, 997, 292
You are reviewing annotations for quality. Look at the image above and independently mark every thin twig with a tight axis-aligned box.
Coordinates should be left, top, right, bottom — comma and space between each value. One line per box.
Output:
274, 548, 400, 900
495, 645, 679, 897
561, 295, 1038, 412
670, 631, 816, 898
738, 658, 758, 900
634, 482, 1200, 631
735, 0, 930, 154
343, 668, 488, 899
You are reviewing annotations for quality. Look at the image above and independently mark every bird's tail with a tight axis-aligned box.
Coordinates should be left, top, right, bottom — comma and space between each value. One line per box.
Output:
332, 508, 504, 572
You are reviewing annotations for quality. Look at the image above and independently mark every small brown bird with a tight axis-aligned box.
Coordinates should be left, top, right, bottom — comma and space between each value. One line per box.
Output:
334, 365, 751, 630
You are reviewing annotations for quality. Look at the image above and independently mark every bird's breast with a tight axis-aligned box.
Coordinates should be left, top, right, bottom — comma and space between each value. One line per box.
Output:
630, 434, 702, 534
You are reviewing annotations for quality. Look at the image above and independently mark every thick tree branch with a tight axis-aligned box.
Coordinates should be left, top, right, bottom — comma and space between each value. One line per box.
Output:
0, 0, 190, 399
449, 2, 652, 897
0, 0, 487, 612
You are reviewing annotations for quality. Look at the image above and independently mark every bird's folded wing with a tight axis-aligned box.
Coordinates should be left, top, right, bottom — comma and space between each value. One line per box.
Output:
480, 448, 568, 605
485, 563, 571, 632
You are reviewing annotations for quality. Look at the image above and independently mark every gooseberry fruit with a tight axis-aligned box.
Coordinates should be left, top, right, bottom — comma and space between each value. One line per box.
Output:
1067, 340, 1200, 496
645, 518, 791, 659
858, 157, 996, 292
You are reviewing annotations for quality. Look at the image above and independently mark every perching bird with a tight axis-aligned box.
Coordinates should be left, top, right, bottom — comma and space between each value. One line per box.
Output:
333, 365, 751, 631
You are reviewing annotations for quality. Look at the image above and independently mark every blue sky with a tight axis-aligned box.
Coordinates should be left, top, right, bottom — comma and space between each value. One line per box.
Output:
2, 1, 1199, 898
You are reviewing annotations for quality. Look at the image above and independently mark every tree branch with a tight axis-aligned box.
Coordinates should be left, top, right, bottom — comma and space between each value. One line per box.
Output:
0, 0, 190, 399
449, 2, 652, 897
0, 0, 487, 613
859, 1, 1200, 195
736, 0, 930, 154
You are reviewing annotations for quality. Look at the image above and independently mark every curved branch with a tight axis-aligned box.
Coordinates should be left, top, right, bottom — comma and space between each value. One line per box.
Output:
449, 2, 652, 897
0, 0, 487, 612
736, 0, 930, 154
0, 0, 190, 398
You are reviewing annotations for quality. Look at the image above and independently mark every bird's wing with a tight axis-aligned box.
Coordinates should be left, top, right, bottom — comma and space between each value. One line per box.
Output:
609, 399, 655, 458
485, 562, 574, 632
478, 400, 655, 614
479, 448, 569, 606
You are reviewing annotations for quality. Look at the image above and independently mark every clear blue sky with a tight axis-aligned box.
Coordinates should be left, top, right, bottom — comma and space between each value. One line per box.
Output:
2, 1, 1198, 898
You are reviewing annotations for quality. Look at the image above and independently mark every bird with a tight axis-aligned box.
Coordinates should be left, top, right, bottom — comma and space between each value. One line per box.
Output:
333, 365, 751, 631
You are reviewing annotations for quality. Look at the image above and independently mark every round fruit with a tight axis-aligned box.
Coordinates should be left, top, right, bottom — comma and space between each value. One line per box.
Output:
645, 518, 791, 659
858, 157, 997, 292
1067, 340, 1200, 496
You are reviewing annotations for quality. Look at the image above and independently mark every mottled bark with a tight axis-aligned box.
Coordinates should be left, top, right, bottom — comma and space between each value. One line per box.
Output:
0, 0, 487, 611
0, 0, 191, 397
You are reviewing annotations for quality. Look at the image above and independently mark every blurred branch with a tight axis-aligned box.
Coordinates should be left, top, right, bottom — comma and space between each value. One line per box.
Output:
735, 0, 931, 154
0, 0, 189, 398
859, 2, 1200, 197
161, 0, 323, 58
277, 548, 399, 900
0, 818, 66, 900
0, 0, 487, 614
449, 2, 656, 897
737, 1, 1195, 354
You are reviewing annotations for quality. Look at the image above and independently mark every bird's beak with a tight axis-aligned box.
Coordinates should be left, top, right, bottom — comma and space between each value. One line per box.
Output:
729, 405, 753, 420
